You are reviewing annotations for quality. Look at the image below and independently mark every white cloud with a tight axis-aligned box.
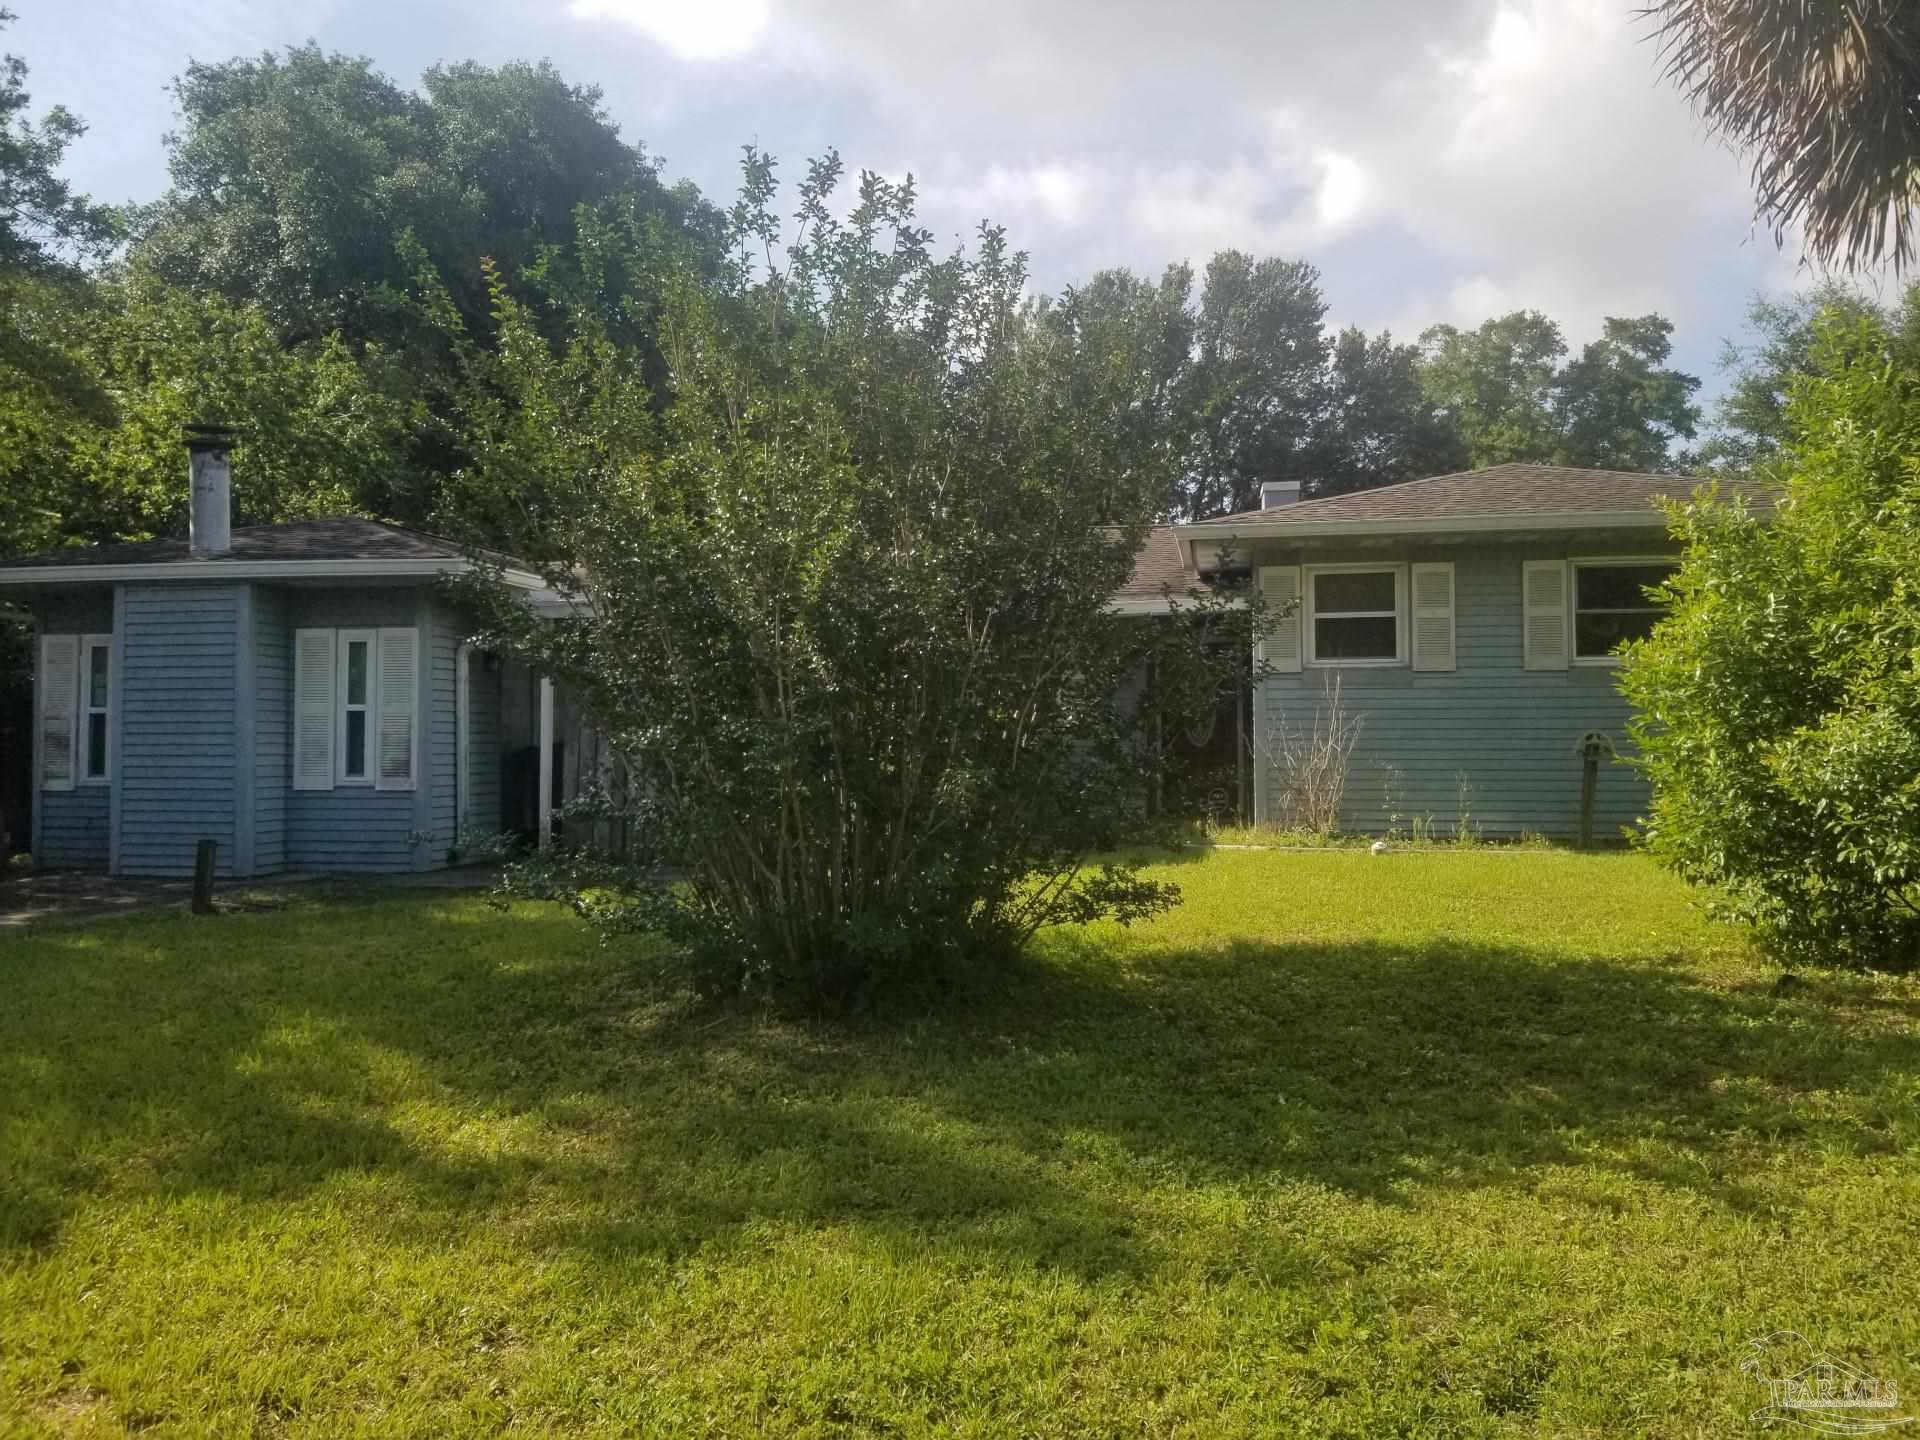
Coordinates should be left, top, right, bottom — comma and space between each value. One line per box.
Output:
568, 0, 770, 60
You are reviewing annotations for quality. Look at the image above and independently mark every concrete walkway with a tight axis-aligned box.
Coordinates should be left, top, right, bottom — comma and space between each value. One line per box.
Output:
0, 865, 501, 929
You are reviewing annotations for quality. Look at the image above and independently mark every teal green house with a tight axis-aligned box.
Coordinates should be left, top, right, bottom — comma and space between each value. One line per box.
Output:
1, 431, 592, 878
1116, 463, 1762, 839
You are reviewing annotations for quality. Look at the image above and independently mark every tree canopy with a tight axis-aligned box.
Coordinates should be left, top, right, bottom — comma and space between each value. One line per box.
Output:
1646, 0, 1920, 271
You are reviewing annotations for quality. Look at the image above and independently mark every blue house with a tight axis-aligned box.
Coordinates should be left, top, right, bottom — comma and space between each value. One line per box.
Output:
1, 429, 583, 878
1117, 463, 1767, 839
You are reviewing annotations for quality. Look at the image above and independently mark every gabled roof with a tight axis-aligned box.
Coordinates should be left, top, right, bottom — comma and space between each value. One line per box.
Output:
0, 518, 543, 588
1112, 526, 1201, 612
1184, 462, 1768, 535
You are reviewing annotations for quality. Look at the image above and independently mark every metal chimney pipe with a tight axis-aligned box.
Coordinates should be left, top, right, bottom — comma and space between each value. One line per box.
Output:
184, 422, 237, 556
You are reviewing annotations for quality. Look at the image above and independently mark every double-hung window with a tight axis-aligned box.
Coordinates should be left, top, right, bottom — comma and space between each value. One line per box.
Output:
293, 626, 417, 792
81, 635, 110, 782
337, 629, 374, 783
1572, 560, 1676, 662
37, 632, 111, 790
1306, 566, 1403, 664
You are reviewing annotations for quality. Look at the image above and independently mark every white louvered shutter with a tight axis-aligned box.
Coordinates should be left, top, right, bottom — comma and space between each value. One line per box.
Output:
375, 626, 417, 790
1523, 559, 1570, 671
1410, 562, 1456, 672
38, 633, 78, 790
293, 629, 337, 790
1256, 565, 1302, 673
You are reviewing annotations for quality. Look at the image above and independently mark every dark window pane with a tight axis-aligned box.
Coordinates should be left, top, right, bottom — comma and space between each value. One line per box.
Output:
87, 712, 107, 777
1315, 569, 1395, 613
1316, 615, 1397, 659
1575, 609, 1663, 657
89, 644, 109, 706
346, 641, 369, 706
1577, 563, 1674, 611
345, 709, 368, 777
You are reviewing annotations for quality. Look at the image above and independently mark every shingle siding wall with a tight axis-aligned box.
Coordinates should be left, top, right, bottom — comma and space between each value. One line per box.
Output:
1256, 543, 1655, 839
117, 583, 240, 877
253, 586, 289, 873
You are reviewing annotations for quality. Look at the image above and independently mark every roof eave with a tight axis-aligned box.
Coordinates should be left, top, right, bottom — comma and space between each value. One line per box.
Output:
1183, 509, 1673, 543
0, 557, 548, 589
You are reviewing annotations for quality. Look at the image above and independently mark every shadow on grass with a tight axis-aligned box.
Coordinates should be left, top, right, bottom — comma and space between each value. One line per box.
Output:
2, 897, 1915, 1282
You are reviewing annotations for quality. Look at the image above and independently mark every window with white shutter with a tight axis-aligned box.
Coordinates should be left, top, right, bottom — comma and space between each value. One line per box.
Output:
293, 628, 337, 790
38, 633, 78, 791
1523, 559, 1570, 671
1409, 563, 1456, 672
81, 634, 111, 781
375, 626, 417, 791
336, 629, 374, 783
1256, 565, 1302, 673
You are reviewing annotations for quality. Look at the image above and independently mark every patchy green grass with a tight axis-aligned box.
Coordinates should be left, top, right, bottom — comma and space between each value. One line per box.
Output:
3, 851, 1918, 1438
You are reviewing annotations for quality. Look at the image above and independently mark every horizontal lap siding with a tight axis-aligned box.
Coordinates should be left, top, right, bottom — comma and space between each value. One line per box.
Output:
281, 584, 426, 874
468, 654, 502, 833
39, 789, 109, 868
430, 609, 458, 859
286, 789, 418, 871
254, 587, 289, 874
33, 593, 115, 868
118, 584, 239, 877
1259, 544, 1652, 839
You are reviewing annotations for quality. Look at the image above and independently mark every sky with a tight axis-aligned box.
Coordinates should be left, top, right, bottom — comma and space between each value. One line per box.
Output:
12, 0, 1877, 410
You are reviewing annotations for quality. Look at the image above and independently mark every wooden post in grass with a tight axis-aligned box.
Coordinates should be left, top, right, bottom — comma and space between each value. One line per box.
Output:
1576, 735, 1604, 850
191, 839, 217, 914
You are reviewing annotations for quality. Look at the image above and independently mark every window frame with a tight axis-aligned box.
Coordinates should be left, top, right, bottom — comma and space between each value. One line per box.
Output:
1570, 556, 1676, 666
80, 633, 111, 785
335, 627, 376, 785
1304, 563, 1407, 668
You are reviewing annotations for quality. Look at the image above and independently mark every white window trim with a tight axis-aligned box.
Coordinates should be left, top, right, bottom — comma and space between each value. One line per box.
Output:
336, 628, 376, 785
1570, 556, 1676, 667
1304, 562, 1407, 668
80, 633, 111, 785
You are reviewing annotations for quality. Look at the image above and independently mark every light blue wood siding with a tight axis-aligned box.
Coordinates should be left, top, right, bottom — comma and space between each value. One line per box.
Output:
467, 652, 502, 832
117, 583, 240, 876
1254, 542, 1664, 839
286, 789, 419, 871
429, 606, 459, 858
253, 586, 290, 873
39, 788, 109, 868
32, 590, 115, 867
283, 587, 421, 871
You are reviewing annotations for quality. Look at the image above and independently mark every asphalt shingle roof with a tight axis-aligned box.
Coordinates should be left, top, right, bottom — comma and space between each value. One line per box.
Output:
0, 518, 482, 569
1113, 525, 1201, 603
1187, 462, 1764, 527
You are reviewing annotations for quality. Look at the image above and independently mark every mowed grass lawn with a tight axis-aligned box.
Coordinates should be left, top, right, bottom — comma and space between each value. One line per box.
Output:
4, 852, 1919, 1438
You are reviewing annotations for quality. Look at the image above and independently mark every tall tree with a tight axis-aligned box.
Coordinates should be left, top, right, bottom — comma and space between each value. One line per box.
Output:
1181, 251, 1329, 517
0, 8, 116, 269
1691, 283, 1918, 472
1646, 0, 1920, 271
133, 45, 712, 352
1416, 311, 1566, 467
1306, 326, 1466, 495
1551, 314, 1701, 471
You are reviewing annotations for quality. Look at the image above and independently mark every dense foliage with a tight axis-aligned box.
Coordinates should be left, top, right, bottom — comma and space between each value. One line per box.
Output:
450, 154, 1260, 1003
1624, 312, 1920, 971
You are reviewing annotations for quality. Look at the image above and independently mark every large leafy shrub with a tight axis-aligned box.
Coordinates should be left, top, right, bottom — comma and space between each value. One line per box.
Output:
1624, 314, 1920, 970
452, 153, 1257, 1004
